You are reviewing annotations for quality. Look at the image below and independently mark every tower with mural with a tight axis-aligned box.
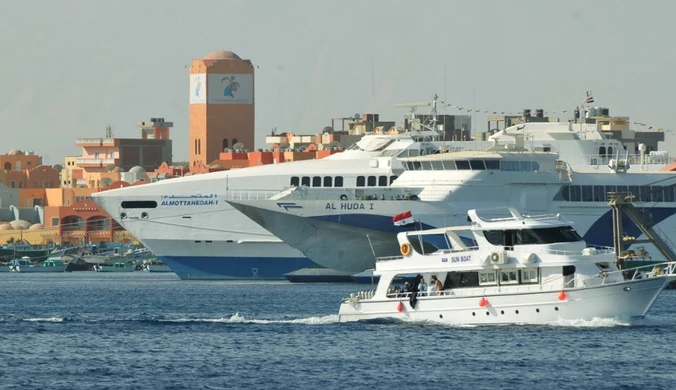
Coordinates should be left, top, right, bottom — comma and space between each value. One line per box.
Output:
189, 50, 255, 167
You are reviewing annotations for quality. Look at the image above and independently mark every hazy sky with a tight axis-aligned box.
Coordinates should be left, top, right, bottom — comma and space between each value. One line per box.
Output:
1, 0, 674, 164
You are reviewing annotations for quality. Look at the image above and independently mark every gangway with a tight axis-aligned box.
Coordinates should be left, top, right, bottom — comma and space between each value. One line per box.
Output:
608, 190, 676, 269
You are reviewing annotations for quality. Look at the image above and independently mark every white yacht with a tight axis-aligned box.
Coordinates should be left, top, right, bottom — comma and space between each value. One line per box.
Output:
92, 96, 670, 280
338, 208, 676, 324
227, 137, 676, 274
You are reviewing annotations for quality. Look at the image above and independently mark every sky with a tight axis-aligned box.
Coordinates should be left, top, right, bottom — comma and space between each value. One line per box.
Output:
1, 0, 675, 165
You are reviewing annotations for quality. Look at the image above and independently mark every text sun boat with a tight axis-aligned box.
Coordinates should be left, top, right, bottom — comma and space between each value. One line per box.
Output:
338, 207, 676, 324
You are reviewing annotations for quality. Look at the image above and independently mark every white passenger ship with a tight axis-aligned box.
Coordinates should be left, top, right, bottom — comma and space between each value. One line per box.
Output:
227, 137, 676, 274
337, 208, 676, 324
92, 96, 671, 280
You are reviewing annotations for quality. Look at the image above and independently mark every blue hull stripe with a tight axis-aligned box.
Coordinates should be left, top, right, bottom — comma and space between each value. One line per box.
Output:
583, 208, 676, 247
159, 255, 316, 280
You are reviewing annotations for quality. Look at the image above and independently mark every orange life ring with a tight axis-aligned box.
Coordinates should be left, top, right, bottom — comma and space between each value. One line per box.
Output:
400, 243, 412, 256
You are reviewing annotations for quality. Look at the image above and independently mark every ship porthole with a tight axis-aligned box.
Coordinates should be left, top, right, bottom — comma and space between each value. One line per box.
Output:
141, 212, 148, 219
120, 212, 127, 219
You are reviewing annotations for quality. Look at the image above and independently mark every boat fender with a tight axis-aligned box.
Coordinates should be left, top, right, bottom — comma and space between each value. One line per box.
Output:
396, 301, 404, 312
558, 291, 567, 301
478, 297, 488, 308
400, 243, 412, 256
340, 194, 348, 201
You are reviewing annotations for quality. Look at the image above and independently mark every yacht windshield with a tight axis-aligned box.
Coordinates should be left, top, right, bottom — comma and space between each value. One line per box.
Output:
483, 226, 582, 246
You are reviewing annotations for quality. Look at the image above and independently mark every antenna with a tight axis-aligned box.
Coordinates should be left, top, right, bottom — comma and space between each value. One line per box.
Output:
105, 125, 114, 138
394, 94, 439, 134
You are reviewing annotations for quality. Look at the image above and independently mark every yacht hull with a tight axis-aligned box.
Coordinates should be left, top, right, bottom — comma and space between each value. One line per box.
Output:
338, 276, 674, 324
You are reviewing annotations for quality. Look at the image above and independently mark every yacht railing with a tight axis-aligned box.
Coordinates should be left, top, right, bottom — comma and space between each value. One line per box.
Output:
376, 245, 615, 262
373, 262, 676, 300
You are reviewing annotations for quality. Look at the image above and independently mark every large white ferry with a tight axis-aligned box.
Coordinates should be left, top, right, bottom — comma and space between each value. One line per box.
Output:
92, 97, 670, 280
227, 136, 676, 274
337, 207, 676, 324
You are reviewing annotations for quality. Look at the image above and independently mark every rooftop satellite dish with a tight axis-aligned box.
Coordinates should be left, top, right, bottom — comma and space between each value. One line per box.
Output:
354, 113, 361, 120
233, 142, 244, 150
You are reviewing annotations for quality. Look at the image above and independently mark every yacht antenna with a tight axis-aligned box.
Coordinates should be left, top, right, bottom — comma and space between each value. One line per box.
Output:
365, 234, 377, 258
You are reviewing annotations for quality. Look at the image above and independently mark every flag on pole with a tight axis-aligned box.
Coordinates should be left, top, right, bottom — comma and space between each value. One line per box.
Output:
393, 211, 415, 227
585, 91, 594, 104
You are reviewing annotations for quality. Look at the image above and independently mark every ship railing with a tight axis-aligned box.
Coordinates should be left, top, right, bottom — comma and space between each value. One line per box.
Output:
559, 152, 672, 167
224, 190, 283, 200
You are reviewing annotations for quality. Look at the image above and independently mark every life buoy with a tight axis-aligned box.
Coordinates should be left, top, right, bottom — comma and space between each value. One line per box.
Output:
340, 194, 348, 201
490, 252, 500, 263
400, 243, 412, 256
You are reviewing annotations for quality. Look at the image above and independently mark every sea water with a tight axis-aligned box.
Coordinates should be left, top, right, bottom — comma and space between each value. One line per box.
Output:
1, 272, 675, 390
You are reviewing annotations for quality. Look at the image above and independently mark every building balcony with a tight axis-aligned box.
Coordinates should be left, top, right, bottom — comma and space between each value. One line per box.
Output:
75, 157, 118, 167
76, 138, 118, 147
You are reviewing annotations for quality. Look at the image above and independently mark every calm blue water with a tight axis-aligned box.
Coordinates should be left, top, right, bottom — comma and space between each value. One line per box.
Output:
1, 272, 676, 390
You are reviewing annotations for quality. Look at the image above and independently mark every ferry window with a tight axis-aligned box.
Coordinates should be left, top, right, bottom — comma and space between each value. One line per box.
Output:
356, 176, 365, 187
605, 185, 616, 197
596, 262, 612, 272
599, 146, 607, 156
456, 160, 471, 170
404, 161, 412, 171
593, 186, 605, 202
290, 176, 299, 186
335, 176, 344, 187
478, 270, 497, 286
501, 161, 517, 171
640, 186, 652, 202
569, 185, 581, 201
665, 186, 675, 202
312, 176, 321, 187
521, 268, 538, 283
390, 176, 397, 185
367, 176, 376, 187
301, 176, 310, 186
408, 149, 420, 157
431, 161, 444, 170
532, 162, 540, 171
653, 186, 664, 202
582, 186, 593, 202
560, 185, 570, 201
412, 161, 422, 170
422, 161, 433, 171
483, 230, 505, 246
484, 160, 500, 170
323, 176, 333, 187
121, 201, 157, 209
520, 161, 532, 171
469, 160, 485, 170
499, 270, 518, 285
378, 176, 388, 186
628, 185, 640, 198
442, 161, 456, 170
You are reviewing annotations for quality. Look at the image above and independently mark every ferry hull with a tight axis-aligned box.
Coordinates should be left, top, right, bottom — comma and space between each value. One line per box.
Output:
159, 255, 315, 280
338, 277, 673, 324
